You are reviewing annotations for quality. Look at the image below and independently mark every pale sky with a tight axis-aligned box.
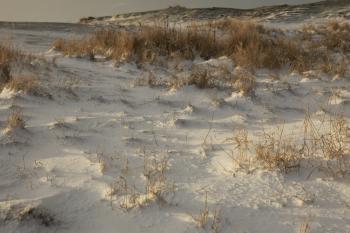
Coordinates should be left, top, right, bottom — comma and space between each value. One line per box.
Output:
0, 0, 319, 22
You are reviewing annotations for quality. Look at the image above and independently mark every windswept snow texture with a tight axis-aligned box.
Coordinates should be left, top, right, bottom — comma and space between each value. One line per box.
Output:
1, 10, 350, 233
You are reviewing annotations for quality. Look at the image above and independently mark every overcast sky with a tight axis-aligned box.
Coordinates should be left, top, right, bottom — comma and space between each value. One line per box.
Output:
0, 0, 319, 22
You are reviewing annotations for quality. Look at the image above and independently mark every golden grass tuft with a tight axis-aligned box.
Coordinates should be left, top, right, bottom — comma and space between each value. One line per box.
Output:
6, 111, 25, 132
5, 74, 40, 94
255, 127, 302, 173
0, 43, 44, 95
231, 67, 256, 95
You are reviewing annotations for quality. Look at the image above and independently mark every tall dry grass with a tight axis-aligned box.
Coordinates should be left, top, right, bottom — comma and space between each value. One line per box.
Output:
0, 44, 17, 85
53, 24, 222, 63
0, 43, 43, 95
251, 112, 350, 176
5, 74, 40, 95
53, 19, 350, 77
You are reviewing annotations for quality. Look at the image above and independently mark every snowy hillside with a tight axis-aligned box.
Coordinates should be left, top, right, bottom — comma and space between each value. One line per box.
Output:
0, 1, 350, 233
81, 0, 350, 25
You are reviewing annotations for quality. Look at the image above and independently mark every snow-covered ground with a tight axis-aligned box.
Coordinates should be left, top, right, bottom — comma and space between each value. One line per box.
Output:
0, 19, 350, 233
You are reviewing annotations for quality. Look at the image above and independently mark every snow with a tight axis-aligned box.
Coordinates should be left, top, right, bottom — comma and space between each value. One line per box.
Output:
0, 20, 350, 233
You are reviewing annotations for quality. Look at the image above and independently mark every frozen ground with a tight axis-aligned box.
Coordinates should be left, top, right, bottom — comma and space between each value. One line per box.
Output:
0, 10, 350, 233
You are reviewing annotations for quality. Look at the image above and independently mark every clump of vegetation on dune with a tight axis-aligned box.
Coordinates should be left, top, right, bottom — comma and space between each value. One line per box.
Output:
229, 112, 350, 177
53, 19, 350, 92
53, 19, 350, 72
5, 110, 26, 133
0, 44, 18, 85
53, 24, 222, 62
0, 43, 45, 95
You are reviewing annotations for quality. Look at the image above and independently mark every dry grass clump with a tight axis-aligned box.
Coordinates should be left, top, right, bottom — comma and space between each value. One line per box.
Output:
0, 44, 17, 85
229, 129, 253, 171
193, 193, 210, 228
228, 20, 349, 74
303, 112, 350, 177
228, 22, 284, 69
0, 61, 11, 85
143, 156, 174, 205
5, 111, 25, 133
321, 20, 350, 53
256, 113, 349, 176
299, 20, 350, 76
0, 43, 21, 64
321, 115, 349, 161
231, 67, 256, 95
107, 154, 175, 210
187, 66, 215, 89
5, 74, 40, 94
215, 19, 312, 71
0, 43, 35, 71
229, 111, 350, 176
0, 43, 44, 95
15, 206, 56, 227
0, 72, 44, 97
191, 193, 222, 232
138, 24, 220, 60
320, 58, 348, 77
3, 204, 57, 227
52, 38, 93, 60
255, 128, 302, 173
